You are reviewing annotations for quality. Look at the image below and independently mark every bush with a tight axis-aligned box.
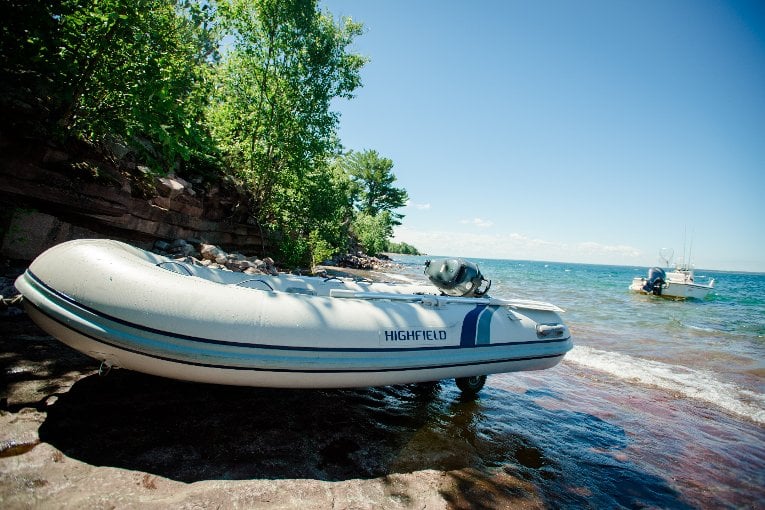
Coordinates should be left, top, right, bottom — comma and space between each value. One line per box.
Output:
385, 241, 420, 255
351, 211, 391, 256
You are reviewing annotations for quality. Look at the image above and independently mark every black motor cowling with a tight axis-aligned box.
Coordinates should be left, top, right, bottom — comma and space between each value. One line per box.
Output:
424, 258, 491, 297
642, 267, 666, 295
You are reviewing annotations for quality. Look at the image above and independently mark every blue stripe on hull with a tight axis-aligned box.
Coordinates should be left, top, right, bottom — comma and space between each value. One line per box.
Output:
460, 304, 486, 347
477, 305, 501, 345
26, 301, 567, 375
460, 304, 502, 346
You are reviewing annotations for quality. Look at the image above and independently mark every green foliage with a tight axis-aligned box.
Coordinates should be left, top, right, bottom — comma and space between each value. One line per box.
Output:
340, 150, 408, 225
273, 160, 355, 266
209, 0, 365, 265
1, 1, 420, 267
352, 211, 392, 256
1, 0, 222, 174
308, 230, 334, 269
385, 240, 421, 255
209, 0, 363, 217
334, 149, 408, 256
63, 0, 220, 172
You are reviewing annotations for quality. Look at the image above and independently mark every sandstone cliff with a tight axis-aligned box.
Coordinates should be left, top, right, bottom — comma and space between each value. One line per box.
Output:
0, 133, 271, 262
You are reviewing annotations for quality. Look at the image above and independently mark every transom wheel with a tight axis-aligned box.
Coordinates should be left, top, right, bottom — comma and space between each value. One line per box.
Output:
455, 375, 487, 395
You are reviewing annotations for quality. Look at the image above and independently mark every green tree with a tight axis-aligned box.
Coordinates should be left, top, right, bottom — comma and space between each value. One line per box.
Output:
1, 0, 221, 173
275, 159, 355, 266
352, 211, 392, 256
341, 149, 408, 225
66, 0, 220, 171
385, 240, 420, 255
0, 1, 62, 135
336, 149, 408, 256
209, 0, 365, 265
1, 0, 405, 267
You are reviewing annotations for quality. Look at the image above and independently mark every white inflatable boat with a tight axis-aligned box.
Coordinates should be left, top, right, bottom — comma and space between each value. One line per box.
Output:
15, 239, 572, 393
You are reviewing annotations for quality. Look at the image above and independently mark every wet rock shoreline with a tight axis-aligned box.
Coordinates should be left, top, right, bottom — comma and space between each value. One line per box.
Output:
0, 249, 545, 508
0, 326, 543, 510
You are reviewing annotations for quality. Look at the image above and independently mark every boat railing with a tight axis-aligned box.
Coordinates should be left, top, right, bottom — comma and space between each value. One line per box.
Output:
329, 289, 564, 312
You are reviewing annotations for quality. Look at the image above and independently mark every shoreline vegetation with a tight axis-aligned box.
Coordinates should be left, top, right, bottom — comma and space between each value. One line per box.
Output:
1, 0, 419, 270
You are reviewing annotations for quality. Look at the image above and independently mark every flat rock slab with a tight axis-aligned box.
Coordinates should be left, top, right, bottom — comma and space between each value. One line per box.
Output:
1, 315, 543, 509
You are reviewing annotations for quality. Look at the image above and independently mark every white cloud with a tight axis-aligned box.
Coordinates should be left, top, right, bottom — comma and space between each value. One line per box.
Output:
460, 217, 494, 228
575, 241, 641, 257
392, 226, 643, 265
405, 200, 431, 210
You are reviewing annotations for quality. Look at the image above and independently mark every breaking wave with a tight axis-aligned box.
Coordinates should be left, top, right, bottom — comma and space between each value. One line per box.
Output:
564, 345, 765, 425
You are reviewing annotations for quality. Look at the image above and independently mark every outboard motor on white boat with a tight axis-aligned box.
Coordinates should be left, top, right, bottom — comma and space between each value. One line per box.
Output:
643, 267, 666, 295
424, 258, 491, 297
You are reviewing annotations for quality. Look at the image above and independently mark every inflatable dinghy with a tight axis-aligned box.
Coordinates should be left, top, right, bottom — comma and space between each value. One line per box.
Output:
15, 239, 572, 393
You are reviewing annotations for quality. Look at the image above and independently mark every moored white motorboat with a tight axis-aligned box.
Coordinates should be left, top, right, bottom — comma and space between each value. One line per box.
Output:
630, 264, 715, 300
15, 239, 573, 393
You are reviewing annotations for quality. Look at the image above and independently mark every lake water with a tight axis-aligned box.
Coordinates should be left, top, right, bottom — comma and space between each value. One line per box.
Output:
5, 255, 763, 507
383, 255, 765, 508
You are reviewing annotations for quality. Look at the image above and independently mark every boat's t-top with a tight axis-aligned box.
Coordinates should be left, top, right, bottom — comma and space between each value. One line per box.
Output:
424, 258, 491, 297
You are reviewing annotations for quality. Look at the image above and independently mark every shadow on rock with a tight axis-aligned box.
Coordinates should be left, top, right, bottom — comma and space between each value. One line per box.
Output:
37, 370, 693, 509
1, 316, 96, 409
38, 370, 487, 482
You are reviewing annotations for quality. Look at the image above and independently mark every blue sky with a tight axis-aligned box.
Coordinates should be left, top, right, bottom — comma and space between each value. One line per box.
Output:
321, 0, 765, 272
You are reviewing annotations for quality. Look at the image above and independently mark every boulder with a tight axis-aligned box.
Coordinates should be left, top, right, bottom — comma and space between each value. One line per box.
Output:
200, 244, 227, 262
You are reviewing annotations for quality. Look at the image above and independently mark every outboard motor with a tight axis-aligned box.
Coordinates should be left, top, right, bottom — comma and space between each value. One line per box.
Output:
642, 267, 666, 295
424, 258, 491, 297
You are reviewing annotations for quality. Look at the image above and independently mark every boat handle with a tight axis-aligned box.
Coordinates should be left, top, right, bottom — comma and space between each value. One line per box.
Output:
156, 261, 193, 276
536, 324, 566, 338
234, 279, 274, 291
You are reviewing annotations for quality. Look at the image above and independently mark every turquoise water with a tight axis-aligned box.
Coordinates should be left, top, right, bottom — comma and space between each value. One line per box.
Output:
387, 255, 765, 507
15, 254, 763, 507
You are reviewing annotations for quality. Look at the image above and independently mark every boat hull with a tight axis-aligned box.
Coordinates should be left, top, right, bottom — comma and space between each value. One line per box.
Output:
16, 240, 573, 388
22, 302, 567, 388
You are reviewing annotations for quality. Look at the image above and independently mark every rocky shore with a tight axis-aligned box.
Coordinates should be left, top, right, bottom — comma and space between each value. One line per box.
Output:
149, 237, 404, 278
0, 253, 543, 509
